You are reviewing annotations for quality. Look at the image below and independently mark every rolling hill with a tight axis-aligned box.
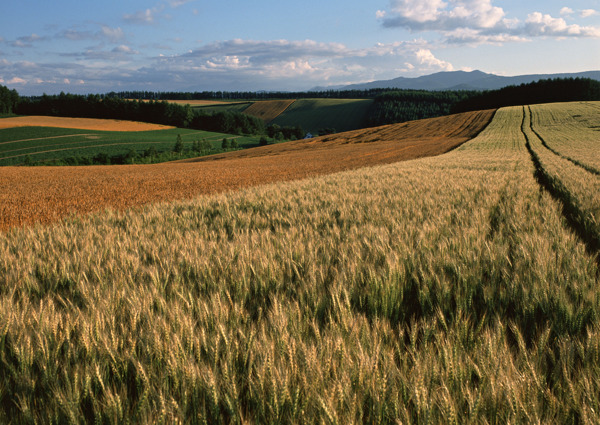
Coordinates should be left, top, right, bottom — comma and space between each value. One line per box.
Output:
0, 109, 493, 231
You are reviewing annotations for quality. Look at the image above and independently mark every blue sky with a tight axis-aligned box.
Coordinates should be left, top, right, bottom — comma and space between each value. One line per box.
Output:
1, 0, 599, 94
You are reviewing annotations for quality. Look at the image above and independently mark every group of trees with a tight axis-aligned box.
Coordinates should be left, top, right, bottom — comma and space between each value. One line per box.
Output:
266, 124, 304, 140
365, 90, 476, 127
0, 85, 19, 115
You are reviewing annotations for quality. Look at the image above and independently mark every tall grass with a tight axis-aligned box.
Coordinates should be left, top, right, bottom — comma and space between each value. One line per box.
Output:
0, 105, 599, 423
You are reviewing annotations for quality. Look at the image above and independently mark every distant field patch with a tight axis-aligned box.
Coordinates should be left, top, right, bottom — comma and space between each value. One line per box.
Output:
242, 99, 296, 122
0, 116, 173, 131
271, 98, 373, 133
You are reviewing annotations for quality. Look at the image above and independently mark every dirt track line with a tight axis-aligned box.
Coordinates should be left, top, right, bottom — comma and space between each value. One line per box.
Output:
0, 133, 95, 146
1, 137, 108, 155
0, 135, 243, 160
522, 106, 600, 266
527, 105, 600, 176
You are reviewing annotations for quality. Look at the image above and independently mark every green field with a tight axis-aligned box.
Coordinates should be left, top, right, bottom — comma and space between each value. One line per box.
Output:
0, 126, 261, 166
193, 99, 374, 134
1, 102, 600, 423
271, 98, 373, 134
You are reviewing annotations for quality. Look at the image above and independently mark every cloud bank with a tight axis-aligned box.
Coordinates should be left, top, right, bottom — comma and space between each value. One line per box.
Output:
380, 0, 600, 43
0, 38, 458, 94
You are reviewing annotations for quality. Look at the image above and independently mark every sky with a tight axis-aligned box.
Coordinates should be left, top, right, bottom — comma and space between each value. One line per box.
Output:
1, 0, 599, 95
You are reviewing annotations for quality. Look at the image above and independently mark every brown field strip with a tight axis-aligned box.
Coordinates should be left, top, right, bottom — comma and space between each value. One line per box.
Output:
242, 99, 296, 122
0, 116, 174, 131
0, 110, 494, 231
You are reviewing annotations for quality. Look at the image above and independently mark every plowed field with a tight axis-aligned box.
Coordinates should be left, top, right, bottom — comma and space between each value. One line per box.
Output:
0, 110, 493, 231
242, 99, 296, 122
0, 116, 173, 131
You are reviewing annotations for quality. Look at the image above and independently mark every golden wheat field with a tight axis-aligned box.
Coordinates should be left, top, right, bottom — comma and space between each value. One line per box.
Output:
0, 116, 174, 131
0, 110, 493, 232
1, 102, 600, 423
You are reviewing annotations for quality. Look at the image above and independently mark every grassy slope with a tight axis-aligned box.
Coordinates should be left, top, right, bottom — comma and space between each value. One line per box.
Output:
0, 126, 259, 166
1, 103, 599, 423
271, 98, 373, 133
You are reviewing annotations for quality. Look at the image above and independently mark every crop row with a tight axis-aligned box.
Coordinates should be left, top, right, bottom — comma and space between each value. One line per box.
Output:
523, 104, 600, 256
529, 102, 600, 174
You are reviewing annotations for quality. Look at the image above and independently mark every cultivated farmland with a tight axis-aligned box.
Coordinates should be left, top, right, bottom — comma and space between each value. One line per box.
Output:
0, 110, 493, 231
242, 99, 296, 122
0, 102, 599, 423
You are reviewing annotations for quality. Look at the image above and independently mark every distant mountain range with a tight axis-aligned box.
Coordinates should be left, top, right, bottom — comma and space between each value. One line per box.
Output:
312, 70, 600, 92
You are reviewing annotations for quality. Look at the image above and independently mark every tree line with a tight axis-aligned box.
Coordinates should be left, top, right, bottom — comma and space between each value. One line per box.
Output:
0, 85, 19, 115
451, 78, 600, 113
105, 88, 411, 101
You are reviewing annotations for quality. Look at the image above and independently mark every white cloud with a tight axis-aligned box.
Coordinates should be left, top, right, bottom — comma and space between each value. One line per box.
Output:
168, 0, 195, 7
581, 9, 599, 18
560, 7, 574, 16
112, 45, 137, 54
8, 77, 26, 84
388, 0, 447, 23
414, 48, 454, 70
525, 12, 567, 34
124, 0, 193, 25
525, 12, 600, 37
445, 28, 527, 44
19, 34, 43, 43
124, 8, 156, 24
383, 0, 506, 29
60, 29, 94, 41
101, 26, 125, 43
11, 34, 45, 48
